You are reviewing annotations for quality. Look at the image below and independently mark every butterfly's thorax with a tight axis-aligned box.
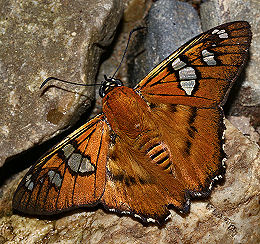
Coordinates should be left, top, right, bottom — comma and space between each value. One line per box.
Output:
103, 86, 155, 141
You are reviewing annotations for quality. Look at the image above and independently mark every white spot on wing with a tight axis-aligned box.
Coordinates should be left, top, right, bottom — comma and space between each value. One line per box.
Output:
192, 192, 203, 197
222, 119, 227, 168
212, 29, 228, 39
222, 158, 227, 168
62, 144, 74, 158
178, 67, 196, 95
68, 153, 82, 172
108, 208, 116, 212
48, 170, 62, 188
146, 218, 156, 223
217, 29, 225, 34
68, 153, 95, 174
79, 156, 95, 173
121, 211, 131, 215
180, 80, 196, 95
172, 58, 186, 70
25, 174, 32, 182
25, 174, 34, 191
219, 33, 228, 39
179, 67, 196, 80
27, 182, 34, 191
209, 174, 223, 191
202, 49, 217, 66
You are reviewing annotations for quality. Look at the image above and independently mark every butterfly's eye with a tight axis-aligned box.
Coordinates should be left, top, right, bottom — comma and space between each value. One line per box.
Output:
99, 76, 123, 98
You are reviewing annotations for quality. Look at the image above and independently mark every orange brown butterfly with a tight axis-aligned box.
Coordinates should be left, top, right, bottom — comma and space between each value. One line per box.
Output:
13, 21, 252, 224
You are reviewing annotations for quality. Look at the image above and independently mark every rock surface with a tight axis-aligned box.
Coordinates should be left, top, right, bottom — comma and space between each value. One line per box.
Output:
0, 0, 123, 168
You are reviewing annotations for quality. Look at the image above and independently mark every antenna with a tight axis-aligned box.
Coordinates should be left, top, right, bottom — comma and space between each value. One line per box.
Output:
111, 27, 146, 79
40, 77, 102, 89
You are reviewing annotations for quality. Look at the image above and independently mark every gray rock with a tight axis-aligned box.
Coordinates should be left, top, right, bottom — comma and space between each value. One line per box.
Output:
146, 0, 201, 71
0, 0, 123, 167
129, 0, 201, 85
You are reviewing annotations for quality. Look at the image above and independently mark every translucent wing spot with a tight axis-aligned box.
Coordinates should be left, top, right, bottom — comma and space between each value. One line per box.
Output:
202, 49, 217, 66
79, 155, 95, 173
179, 67, 197, 80
68, 153, 95, 174
219, 33, 228, 39
180, 80, 196, 95
62, 144, 75, 158
68, 153, 82, 172
212, 29, 228, 39
171, 58, 186, 70
48, 170, 62, 188
25, 174, 34, 191
178, 67, 197, 95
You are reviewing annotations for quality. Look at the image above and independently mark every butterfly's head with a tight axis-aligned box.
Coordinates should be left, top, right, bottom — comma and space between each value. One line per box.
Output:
99, 75, 123, 98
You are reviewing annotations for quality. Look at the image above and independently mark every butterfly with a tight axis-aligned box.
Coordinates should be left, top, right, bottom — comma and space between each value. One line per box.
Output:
13, 21, 252, 224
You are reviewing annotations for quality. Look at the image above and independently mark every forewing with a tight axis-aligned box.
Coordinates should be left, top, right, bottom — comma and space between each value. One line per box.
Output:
135, 21, 251, 107
13, 114, 110, 215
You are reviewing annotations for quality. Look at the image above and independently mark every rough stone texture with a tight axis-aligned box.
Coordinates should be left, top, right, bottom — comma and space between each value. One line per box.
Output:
200, 0, 260, 137
0, 0, 123, 167
128, 0, 202, 86
229, 116, 259, 144
146, 0, 201, 71
0, 120, 259, 243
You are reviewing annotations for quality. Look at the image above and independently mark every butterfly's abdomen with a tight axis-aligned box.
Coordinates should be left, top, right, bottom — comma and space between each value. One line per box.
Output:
145, 141, 173, 174
103, 86, 154, 140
